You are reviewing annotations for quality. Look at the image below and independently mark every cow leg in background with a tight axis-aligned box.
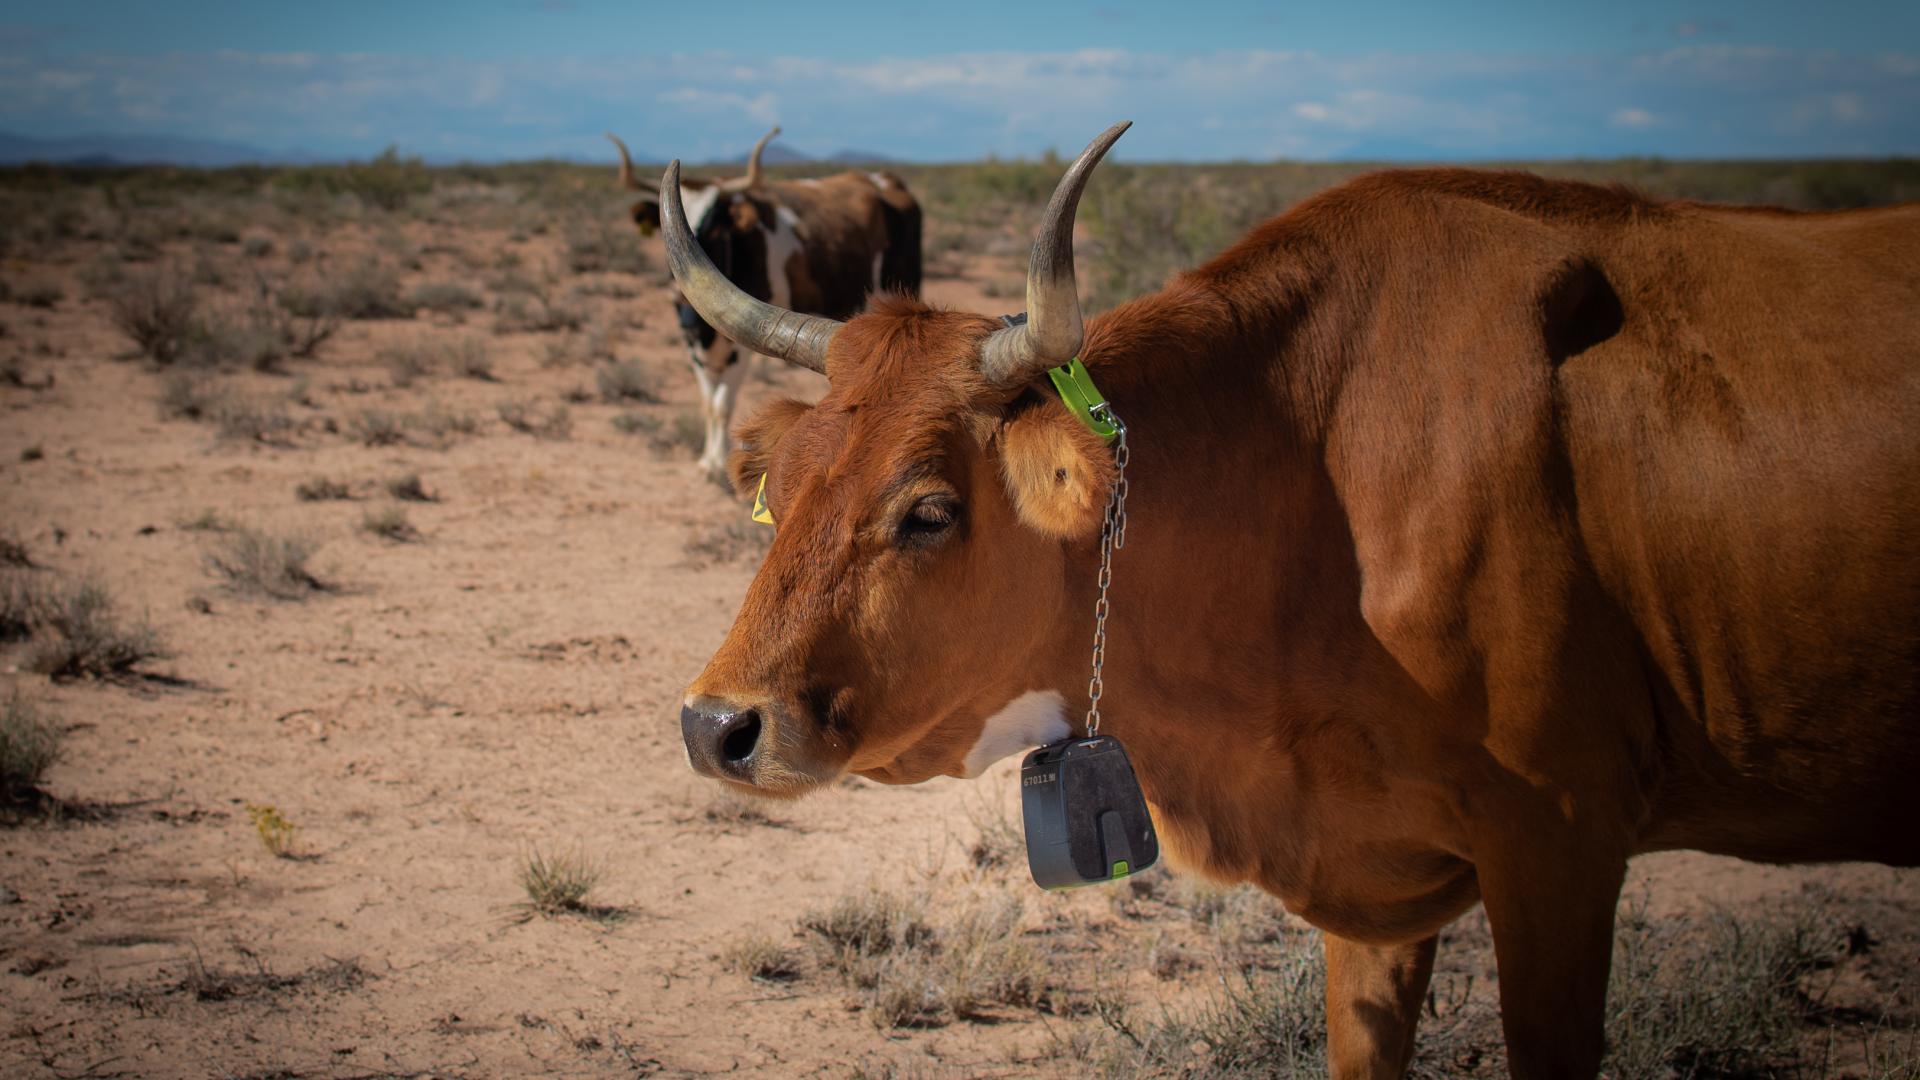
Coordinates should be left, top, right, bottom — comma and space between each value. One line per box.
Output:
689, 338, 748, 481
1324, 933, 1437, 1079
1476, 822, 1628, 1079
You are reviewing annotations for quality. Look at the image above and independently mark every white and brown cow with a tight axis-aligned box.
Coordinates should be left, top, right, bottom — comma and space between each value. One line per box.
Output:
608, 128, 921, 478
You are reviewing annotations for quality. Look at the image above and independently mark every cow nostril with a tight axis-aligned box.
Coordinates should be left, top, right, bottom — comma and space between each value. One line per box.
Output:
722, 709, 762, 763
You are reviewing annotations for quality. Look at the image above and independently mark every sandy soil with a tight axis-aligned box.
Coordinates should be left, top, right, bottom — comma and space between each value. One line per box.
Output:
1, 214, 1915, 1079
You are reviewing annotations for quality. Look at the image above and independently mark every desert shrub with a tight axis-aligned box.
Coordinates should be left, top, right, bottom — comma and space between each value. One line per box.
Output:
185, 309, 285, 372
20, 577, 167, 681
16, 279, 63, 309
212, 398, 297, 444
342, 146, 433, 212
384, 472, 435, 502
381, 341, 435, 387
295, 477, 352, 502
410, 403, 482, 446
497, 399, 572, 440
405, 280, 483, 314
284, 258, 404, 320
595, 359, 658, 403
541, 322, 619, 367
360, 506, 419, 542
563, 214, 649, 274
350, 409, 409, 447
1, 694, 62, 799
801, 888, 934, 972
492, 273, 584, 333
159, 372, 228, 420
0, 572, 49, 642
445, 337, 494, 380
610, 411, 659, 436
516, 845, 603, 917
242, 235, 274, 258
0, 531, 31, 569
109, 267, 200, 364
205, 528, 327, 599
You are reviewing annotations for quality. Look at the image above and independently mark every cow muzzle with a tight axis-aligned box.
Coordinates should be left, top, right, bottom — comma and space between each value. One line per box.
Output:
680, 695, 768, 784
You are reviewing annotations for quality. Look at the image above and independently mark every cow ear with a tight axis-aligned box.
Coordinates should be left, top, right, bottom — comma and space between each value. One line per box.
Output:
632, 199, 661, 237
997, 399, 1116, 541
727, 397, 813, 498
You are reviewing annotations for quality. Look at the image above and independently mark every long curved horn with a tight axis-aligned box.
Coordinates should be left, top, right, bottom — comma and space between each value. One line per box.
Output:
723, 125, 782, 192
978, 121, 1131, 390
659, 159, 839, 375
605, 133, 657, 193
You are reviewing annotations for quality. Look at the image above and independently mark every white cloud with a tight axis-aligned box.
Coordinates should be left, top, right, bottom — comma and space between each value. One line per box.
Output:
1610, 106, 1658, 128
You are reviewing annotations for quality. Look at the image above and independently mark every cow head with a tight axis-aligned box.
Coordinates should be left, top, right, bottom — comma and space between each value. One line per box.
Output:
664, 123, 1132, 797
608, 129, 784, 372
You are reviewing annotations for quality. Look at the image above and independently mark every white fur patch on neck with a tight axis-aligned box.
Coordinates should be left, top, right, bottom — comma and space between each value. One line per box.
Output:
960, 690, 1070, 778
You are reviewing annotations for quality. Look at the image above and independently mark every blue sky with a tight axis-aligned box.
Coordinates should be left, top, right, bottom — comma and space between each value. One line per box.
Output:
2, 0, 1915, 161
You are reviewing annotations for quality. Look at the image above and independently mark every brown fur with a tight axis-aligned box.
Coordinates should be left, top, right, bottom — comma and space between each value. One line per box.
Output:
685, 171, 1920, 1077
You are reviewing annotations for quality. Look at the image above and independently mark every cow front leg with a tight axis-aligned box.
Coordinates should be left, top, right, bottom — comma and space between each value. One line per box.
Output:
698, 353, 749, 483
1477, 836, 1627, 1079
1324, 932, 1437, 1080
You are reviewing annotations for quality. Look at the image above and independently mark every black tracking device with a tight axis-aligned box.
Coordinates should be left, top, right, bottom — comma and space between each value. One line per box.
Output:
1020, 736, 1158, 890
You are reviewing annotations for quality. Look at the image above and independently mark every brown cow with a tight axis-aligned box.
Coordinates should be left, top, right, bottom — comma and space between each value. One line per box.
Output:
661, 122, 1920, 1077
607, 128, 921, 478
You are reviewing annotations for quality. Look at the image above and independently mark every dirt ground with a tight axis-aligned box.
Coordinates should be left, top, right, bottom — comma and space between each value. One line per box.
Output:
1, 194, 1917, 1079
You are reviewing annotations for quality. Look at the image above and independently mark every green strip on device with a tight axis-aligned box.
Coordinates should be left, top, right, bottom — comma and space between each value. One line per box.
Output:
1047, 358, 1119, 442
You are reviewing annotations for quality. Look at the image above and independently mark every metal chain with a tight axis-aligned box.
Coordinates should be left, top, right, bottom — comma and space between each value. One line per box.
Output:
1084, 405, 1129, 736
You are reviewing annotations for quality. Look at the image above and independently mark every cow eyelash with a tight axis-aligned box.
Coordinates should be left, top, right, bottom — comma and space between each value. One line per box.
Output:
898, 494, 960, 544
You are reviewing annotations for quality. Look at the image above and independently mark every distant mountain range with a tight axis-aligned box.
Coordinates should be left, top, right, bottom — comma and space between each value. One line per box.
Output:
0, 130, 899, 168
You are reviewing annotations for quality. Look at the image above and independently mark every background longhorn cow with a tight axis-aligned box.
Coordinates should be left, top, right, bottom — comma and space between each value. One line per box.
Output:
607, 128, 922, 478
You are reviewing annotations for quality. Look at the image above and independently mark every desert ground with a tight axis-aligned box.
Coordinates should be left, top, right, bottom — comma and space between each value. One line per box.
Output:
1, 157, 1917, 1079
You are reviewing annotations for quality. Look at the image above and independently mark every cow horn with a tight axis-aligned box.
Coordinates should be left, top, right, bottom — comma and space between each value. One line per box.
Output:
723, 126, 782, 192
659, 159, 839, 375
606, 133, 656, 193
978, 121, 1130, 390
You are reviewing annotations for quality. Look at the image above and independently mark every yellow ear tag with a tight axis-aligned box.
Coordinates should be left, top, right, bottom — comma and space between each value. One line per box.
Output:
751, 474, 775, 526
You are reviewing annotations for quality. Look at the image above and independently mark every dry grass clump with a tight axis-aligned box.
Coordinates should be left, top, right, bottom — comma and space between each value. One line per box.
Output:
515, 845, 604, 918
16, 279, 63, 309
491, 273, 585, 333
609, 411, 659, 437
295, 477, 353, 502
8, 576, 168, 681
381, 341, 435, 388
245, 803, 299, 858
350, 409, 409, 447
384, 472, 436, 502
360, 506, 420, 543
1, 694, 62, 801
0, 531, 34, 569
205, 528, 328, 599
595, 359, 658, 403
1087, 932, 1328, 1078
445, 337, 494, 380
404, 280, 483, 315
796, 887, 1049, 1029
497, 398, 572, 440
410, 402, 483, 446
720, 934, 803, 984
1603, 894, 1843, 1079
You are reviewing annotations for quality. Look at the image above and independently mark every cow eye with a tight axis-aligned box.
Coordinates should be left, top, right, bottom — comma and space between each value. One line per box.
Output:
899, 495, 960, 544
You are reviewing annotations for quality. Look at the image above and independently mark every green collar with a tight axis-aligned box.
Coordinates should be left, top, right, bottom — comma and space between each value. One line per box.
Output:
751, 355, 1116, 526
